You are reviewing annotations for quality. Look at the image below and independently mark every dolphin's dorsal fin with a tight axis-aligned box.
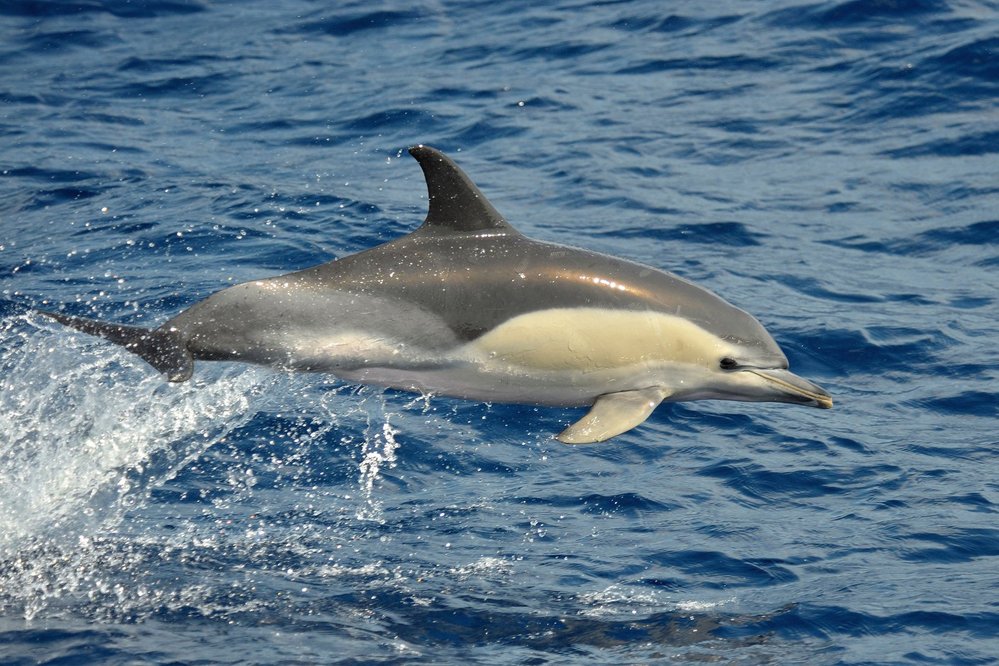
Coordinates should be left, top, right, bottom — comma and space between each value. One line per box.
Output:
409, 145, 519, 236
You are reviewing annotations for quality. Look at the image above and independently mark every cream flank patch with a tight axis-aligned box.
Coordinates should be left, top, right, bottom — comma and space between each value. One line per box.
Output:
282, 331, 409, 370
464, 307, 730, 372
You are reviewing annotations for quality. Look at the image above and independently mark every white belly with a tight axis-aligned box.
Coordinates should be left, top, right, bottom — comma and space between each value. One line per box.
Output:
327, 308, 730, 406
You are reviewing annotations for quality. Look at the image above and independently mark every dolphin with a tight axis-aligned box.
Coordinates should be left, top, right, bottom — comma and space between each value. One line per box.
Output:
39, 145, 832, 443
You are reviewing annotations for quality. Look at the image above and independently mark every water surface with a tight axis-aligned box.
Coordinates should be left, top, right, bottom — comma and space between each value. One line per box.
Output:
1, 1, 997, 663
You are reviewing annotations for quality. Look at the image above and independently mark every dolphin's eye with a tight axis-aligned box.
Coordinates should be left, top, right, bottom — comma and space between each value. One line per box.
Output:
720, 357, 739, 370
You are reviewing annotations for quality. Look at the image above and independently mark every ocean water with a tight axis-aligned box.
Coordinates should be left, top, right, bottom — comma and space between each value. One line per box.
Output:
1, 0, 997, 663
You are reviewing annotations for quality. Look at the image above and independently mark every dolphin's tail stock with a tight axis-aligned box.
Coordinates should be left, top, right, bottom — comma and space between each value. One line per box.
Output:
37, 310, 194, 382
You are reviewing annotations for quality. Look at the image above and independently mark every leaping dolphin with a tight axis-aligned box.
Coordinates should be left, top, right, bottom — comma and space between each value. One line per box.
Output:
39, 145, 832, 443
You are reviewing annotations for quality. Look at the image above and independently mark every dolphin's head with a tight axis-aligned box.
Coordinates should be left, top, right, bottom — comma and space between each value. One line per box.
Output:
702, 349, 834, 409
672, 301, 833, 409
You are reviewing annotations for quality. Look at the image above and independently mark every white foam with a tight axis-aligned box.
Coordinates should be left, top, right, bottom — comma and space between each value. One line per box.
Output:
0, 316, 260, 553
577, 583, 736, 618
0, 315, 429, 620
0, 316, 267, 617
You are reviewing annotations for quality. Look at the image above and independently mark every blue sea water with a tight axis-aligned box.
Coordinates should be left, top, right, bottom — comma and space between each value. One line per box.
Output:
1, 0, 997, 663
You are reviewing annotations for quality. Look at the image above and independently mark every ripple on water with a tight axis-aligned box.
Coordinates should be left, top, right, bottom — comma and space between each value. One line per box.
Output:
1, 0, 998, 662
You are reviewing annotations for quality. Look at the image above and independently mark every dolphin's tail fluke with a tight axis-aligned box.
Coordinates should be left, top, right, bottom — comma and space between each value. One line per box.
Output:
37, 310, 194, 382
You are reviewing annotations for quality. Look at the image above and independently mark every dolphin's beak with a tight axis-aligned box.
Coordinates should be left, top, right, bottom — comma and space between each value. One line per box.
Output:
746, 368, 833, 409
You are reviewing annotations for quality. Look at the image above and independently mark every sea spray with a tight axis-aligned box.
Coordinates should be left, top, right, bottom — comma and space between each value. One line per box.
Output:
0, 315, 420, 618
0, 315, 261, 616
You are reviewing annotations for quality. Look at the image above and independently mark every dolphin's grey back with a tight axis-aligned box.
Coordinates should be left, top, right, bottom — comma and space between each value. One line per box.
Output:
162, 145, 786, 370
292, 233, 772, 352
239, 144, 787, 363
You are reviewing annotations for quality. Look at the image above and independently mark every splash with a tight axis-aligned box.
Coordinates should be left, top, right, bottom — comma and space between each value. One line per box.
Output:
0, 315, 262, 616
0, 315, 261, 549
313, 387, 402, 523
577, 583, 737, 619
356, 418, 400, 521
0, 314, 422, 621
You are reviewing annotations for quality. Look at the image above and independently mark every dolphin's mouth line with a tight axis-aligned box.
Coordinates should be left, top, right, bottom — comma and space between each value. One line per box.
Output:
747, 368, 834, 409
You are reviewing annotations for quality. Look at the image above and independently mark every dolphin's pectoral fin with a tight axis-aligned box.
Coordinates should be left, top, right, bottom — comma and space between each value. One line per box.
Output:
556, 387, 671, 444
